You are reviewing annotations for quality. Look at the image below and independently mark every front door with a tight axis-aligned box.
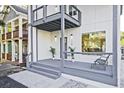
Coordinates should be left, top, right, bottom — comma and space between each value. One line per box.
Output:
60, 37, 67, 59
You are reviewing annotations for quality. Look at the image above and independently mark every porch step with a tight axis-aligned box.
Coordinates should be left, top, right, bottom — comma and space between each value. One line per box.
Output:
30, 65, 61, 76
28, 68, 60, 79
32, 62, 60, 71
28, 62, 61, 79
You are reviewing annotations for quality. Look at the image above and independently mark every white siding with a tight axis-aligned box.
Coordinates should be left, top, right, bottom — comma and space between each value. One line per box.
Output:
30, 5, 113, 63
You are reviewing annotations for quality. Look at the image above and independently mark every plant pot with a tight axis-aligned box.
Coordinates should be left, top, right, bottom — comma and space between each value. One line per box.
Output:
71, 59, 75, 62
52, 57, 55, 60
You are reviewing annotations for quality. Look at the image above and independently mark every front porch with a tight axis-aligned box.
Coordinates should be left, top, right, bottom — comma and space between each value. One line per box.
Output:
28, 5, 120, 86
29, 58, 114, 85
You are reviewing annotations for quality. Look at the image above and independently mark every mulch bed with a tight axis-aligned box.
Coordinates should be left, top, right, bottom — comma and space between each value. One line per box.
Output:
0, 76, 27, 88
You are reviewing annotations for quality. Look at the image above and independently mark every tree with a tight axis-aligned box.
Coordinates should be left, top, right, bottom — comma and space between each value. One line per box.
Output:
0, 20, 5, 26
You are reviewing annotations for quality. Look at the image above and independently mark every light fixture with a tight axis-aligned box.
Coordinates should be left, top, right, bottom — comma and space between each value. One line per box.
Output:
55, 5, 58, 12
70, 34, 73, 45
70, 34, 73, 40
54, 36, 57, 42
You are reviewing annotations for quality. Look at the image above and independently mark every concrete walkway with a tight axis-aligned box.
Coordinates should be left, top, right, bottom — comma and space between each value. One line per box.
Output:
120, 60, 124, 87
9, 70, 95, 88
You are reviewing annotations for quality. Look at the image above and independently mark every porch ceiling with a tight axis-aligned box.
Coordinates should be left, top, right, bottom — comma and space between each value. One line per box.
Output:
32, 13, 81, 32
36, 19, 79, 31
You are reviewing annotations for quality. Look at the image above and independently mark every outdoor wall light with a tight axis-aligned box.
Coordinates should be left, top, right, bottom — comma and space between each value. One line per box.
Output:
70, 34, 73, 40
70, 34, 73, 45
54, 36, 57, 42
55, 5, 58, 12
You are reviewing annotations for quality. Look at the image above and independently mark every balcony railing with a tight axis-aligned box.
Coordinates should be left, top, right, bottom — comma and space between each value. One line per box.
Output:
32, 5, 81, 23
13, 30, 19, 38
13, 30, 28, 38
2, 34, 5, 40
23, 30, 28, 38
32, 5, 81, 31
6, 32, 12, 39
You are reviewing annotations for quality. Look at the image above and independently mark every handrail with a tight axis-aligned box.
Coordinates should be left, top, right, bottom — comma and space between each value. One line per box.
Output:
64, 51, 113, 55
32, 5, 81, 24
33, 5, 44, 12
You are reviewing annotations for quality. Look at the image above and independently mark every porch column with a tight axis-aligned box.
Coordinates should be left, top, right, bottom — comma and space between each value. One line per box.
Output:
12, 41, 15, 61
1, 42, 3, 60
112, 5, 120, 87
5, 42, 8, 60
28, 5, 33, 63
11, 21, 15, 61
60, 5, 65, 69
19, 17, 23, 63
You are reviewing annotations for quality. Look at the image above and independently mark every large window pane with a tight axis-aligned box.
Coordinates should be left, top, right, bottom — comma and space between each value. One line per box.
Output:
82, 31, 106, 52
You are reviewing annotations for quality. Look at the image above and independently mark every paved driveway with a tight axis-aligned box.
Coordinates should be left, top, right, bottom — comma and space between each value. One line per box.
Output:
9, 71, 95, 88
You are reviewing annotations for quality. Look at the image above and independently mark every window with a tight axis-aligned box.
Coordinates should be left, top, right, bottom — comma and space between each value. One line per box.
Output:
82, 31, 106, 52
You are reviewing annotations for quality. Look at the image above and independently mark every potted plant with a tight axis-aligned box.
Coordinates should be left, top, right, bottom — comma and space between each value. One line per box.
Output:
49, 46, 56, 60
69, 46, 75, 62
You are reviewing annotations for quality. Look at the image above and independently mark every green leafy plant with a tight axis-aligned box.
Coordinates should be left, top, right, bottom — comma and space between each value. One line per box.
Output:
49, 46, 56, 59
69, 46, 75, 59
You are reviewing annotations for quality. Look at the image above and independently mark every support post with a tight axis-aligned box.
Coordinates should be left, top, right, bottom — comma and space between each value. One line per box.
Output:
27, 5, 33, 68
11, 21, 15, 61
60, 5, 65, 70
1, 42, 3, 61
30, 5, 33, 61
5, 25, 7, 60
19, 17, 23, 63
112, 5, 120, 87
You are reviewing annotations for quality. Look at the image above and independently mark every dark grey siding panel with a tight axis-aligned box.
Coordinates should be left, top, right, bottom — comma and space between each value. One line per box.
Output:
4, 9, 17, 23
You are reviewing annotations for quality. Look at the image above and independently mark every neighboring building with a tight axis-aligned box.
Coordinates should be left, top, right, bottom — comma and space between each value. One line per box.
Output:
28, 5, 120, 86
0, 5, 28, 64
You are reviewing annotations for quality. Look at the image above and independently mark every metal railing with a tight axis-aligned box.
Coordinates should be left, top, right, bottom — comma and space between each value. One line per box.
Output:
64, 51, 113, 55
32, 5, 81, 23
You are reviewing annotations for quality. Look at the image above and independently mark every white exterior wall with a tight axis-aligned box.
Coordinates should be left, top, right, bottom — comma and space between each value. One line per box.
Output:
37, 30, 52, 60
31, 5, 113, 63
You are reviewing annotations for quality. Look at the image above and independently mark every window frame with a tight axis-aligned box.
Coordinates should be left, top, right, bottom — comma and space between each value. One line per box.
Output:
81, 31, 106, 53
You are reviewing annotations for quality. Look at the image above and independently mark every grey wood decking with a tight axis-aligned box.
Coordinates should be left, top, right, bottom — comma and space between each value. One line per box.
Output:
29, 59, 115, 86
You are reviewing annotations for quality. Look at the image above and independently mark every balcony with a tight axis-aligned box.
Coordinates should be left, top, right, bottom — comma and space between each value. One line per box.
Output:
7, 53, 12, 61
6, 32, 12, 39
23, 30, 28, 38
13, 30, 19, 38
2, 34, 5, 40
32, 5, 81, 31
13, 30, 28, 38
